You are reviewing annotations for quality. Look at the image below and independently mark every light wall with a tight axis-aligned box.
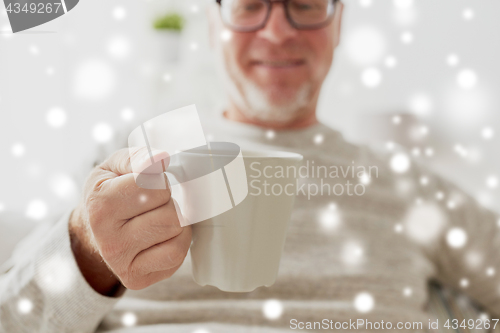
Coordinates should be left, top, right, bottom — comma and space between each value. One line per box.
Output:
0, 0, 498, 230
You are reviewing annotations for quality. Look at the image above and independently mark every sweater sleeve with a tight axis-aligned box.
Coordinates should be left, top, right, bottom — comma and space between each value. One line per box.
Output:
0, 211, 121, 333
411, 166, 500, 317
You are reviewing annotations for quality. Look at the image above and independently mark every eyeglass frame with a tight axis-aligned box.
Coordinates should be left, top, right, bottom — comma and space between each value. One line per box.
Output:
215, 0, 339, 33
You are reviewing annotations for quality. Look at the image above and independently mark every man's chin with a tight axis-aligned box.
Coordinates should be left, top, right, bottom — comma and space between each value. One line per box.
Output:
240, 100, 307, 125
232, 80, 312, 125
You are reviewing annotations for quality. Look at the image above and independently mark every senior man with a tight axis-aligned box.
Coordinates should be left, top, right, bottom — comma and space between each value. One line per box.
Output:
1, 0, 500, 332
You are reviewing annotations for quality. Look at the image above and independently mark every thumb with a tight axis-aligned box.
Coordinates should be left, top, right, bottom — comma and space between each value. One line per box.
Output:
102, 147, 170, 176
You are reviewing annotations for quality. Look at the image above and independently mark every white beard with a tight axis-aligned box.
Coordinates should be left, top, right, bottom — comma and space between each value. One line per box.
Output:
216, 48, 312, 124
232, 77, 311, 123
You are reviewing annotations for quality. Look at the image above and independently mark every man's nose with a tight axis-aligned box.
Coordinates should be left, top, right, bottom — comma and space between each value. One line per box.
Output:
256, 2, 298, 44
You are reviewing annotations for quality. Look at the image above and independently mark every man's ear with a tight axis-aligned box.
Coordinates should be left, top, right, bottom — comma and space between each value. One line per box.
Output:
207, 4, 219, 49
333, 1, 344, 48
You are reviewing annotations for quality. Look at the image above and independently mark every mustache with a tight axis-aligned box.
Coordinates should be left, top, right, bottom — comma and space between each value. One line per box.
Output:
246, 42, 308, 59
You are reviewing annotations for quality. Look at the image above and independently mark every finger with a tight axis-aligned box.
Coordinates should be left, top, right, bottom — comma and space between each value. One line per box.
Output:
101, 147, 170, 176
123, 199, 183, 255
95, 173, 172, 221
130, 225, 192, 276
123, 262, 184, 291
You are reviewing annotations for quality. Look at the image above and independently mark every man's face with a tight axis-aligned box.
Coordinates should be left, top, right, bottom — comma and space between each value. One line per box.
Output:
210, 1, 343, 125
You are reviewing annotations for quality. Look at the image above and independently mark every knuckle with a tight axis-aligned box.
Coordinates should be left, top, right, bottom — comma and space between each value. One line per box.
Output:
160, 189, 172, 204
99, 242, 122, 262
165, 200, 180, 225
120, 276, 145, 291
109, 148, 129, 163
169, 237, 189, 266
85, 195, 107, 229
162, 219, 183, 239
128, 147, 146, 161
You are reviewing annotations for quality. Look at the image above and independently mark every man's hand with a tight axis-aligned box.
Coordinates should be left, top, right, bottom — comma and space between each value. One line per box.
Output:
69, 148, 191, 296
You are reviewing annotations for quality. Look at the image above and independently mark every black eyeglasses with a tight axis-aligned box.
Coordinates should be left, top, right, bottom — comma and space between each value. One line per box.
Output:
216, 0, 338, 32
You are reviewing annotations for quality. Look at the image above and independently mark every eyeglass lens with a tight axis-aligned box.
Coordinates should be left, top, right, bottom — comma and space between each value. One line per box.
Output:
220, 0, 335, 31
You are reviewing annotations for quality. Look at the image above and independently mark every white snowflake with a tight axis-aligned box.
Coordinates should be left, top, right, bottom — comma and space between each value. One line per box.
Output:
401, 31, 413, 44
73, 60, 116, 100
393, 0, 413, 9
361, 68, 382, 88
314, 134, 324, 145
266, 130, 275, 140
107, 36, 131, 59
26, 200, 48, 220
486, 176, 498, 189
29, 45, 39, 55
318, 208, 341, 231
49, 174, 77, 199
262, 299, 283, 320
46, 107, 67, 128
446, 54, 459, 67
121, 108, 135, 122
454, 144, 468, 158
465, 251, 483, 270
341, 241, 364, 266
346, 27, 386, 66
112, 6, 127, 20
36, 255, 76, 294
390, 153, 411, 174
409, 94, 433, 117
163, 73, 172, 82
462, 8, 474, 20
359, 172, 371, 185
420, 176, 429, 186
17, 298, 33, 314
404, 203, 447, 244
359, 0, 372, 8
481, 127, 494, 140
420, 126, 429, 135
354, 292, 375, 313
11, 143, 26, 157
424, 147, 434, 157
385, 56, 397, 68
457, 69, 478, 89
122, 312, 137, 327
93, 123, 114, 143
446, 228, 467, 248
447, 200, 457, 210
486, 267, 495, 277
220, 29, 232, 42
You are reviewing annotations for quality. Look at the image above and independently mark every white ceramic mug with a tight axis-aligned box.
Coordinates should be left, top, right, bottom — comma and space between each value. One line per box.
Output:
189, 149, 303, 292
134, 142, 249, 227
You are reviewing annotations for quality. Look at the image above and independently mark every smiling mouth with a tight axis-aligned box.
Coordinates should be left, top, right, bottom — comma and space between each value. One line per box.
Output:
251, 60, 306, 68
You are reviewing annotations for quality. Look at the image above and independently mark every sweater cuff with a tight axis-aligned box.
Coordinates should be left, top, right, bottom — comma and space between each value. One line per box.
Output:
33, 210, 121, 332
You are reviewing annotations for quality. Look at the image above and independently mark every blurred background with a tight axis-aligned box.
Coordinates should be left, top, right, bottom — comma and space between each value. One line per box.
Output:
0, 0, 499, 264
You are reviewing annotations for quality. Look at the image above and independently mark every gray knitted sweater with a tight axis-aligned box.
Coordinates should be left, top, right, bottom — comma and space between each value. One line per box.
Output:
1, 118, 499, 332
